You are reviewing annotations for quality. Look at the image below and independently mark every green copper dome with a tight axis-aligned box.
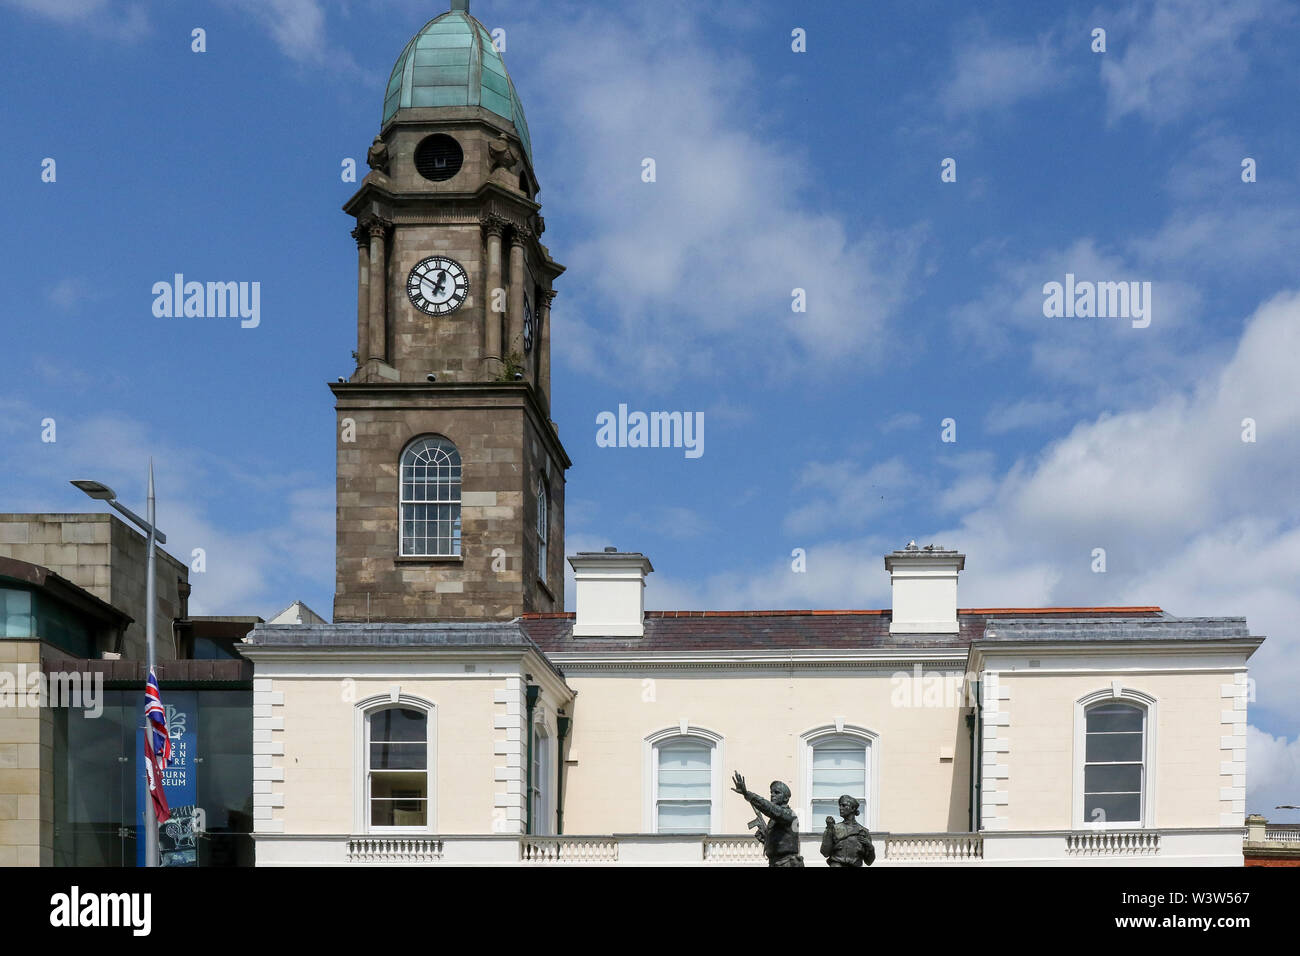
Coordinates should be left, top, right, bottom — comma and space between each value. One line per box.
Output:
383, 3, 533, 164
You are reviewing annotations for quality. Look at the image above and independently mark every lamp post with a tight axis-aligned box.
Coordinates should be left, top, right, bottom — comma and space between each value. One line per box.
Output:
72, 461, 167, 868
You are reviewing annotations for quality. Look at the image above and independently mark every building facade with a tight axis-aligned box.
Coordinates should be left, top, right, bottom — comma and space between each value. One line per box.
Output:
239, 3, 1264, 867
0, 516, 254, 867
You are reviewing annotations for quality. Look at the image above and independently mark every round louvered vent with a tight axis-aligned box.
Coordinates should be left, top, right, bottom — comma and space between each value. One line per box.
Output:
414, 134, 463, 182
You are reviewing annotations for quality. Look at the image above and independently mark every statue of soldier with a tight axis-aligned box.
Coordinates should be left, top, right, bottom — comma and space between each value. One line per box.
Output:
820, 794, 876, 867
731, 771, 804, 867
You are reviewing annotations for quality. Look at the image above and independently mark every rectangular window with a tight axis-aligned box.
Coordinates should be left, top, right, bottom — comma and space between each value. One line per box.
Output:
656, 740, 711, 834
400, 438, 462, 557
536, 483, 548, 584
530, 729, 548, 835
1083, 703, 1144, 823
811, 740, 868, 824
369, 708, 428, 828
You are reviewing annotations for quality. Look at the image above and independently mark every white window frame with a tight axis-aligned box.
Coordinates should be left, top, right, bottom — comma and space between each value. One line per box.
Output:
530, 718, 552, 836
353, 694, 436, 834
1073, 686, 1157, 829
798, 724, 880, 832
399, 435, 462, 557
643, 726, 724, 835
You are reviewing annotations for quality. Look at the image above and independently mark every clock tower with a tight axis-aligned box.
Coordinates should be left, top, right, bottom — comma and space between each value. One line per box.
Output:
331, 0, 569, 623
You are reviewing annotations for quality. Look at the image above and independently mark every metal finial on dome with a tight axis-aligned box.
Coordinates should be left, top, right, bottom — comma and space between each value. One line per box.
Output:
451, 0, 469, 11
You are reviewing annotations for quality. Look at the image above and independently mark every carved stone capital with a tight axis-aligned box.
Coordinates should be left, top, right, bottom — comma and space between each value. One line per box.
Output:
365, 216, 393, 239
479, 214, 510, 239
540, 288, 558, 309
511, 226, 533, 246
350, 224, 369, 248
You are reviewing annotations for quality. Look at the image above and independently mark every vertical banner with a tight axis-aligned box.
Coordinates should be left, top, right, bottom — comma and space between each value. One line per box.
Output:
136, 690, 199, 866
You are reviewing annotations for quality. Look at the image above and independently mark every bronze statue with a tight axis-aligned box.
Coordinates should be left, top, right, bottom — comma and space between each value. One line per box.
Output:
731, 771, 804, 867
820, 794, 875, 866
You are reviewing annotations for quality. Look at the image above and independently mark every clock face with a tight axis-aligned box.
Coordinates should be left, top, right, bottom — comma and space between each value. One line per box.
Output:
407, 256, 468, 315
523, 295, 534, 353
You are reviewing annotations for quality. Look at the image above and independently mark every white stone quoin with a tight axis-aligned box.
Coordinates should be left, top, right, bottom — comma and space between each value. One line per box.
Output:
885, 543, 965, 634
568, 549, 654, 637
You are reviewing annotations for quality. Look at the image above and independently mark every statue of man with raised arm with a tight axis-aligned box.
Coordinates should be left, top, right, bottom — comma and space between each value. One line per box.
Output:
731, 771, 804, 867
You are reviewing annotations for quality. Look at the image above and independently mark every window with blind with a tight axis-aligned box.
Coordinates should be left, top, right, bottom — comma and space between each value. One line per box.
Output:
809, 736, 870, 825
655, 739, 713, 834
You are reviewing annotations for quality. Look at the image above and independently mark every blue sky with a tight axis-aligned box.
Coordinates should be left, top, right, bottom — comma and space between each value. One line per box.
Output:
2, 0, 1298, 812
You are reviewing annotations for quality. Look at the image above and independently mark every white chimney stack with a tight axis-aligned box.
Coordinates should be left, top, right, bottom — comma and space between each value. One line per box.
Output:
568, 549, 654, 637
885, 543, 965, 634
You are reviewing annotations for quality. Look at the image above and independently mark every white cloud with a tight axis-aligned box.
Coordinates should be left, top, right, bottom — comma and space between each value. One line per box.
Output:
528, 7, 923, 389
941, 28, 1066, 115
1246, 726, 1300, 820
983, 399, 1072, 435
880, 411, 922, 434
1099, 0, 1291, 123
223, 0, 363, 76
784, 458, 910, 536
0, 401, 334, 620
645, 293, 1300, 738
952, 236, 1213, 404
1, 0, 148, 40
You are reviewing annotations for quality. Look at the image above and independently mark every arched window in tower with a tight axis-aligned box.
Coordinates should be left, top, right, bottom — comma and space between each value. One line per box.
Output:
400, 437, 462, 557
536, 477, 548, 583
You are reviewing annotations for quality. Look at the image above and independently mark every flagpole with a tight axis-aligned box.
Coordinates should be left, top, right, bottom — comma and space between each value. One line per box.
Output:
145, 458, 158, 868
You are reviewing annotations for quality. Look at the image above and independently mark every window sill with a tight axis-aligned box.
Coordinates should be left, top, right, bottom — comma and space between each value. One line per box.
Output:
394, 555, 463, 565
536, 577, 556, 603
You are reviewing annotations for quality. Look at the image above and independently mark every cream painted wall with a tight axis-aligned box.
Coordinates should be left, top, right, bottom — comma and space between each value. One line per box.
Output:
998, 672, 1231, 831
273, 676, 504, 834
559, 670, 972, 835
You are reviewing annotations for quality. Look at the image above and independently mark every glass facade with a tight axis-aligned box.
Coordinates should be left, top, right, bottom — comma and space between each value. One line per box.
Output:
1, 585, 94, 657
51, 686, 253, 866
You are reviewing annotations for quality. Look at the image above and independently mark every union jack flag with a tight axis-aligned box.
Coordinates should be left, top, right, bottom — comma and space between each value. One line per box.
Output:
145, 671, 171, 765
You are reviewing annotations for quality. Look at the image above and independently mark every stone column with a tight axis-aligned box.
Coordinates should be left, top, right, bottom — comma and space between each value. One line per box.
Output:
538, 289, 556, 410
481, 215, 508, 378
367, 217, 391, 365
506, 229, 530, 371
351, 224, 370, 368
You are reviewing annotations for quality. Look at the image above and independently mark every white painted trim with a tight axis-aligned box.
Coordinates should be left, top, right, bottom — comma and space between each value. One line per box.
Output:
531, 719, 552, 836
548, 648, 969, 670
353, 693, 437, 834
968, 640, 1262, 675
796, 724, 880, 832
642, 726, 725, 835
1073, 687, 1157, 830
251, 677, 285, 833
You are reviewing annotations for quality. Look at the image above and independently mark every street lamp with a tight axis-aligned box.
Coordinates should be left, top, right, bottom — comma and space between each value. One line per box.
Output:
72, 460, 166, 867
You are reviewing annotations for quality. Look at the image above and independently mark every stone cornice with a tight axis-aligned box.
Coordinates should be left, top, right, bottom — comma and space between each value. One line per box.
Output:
328, 380, 572, 471
547, 650, 969, 672
967, 637, 1264, 672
